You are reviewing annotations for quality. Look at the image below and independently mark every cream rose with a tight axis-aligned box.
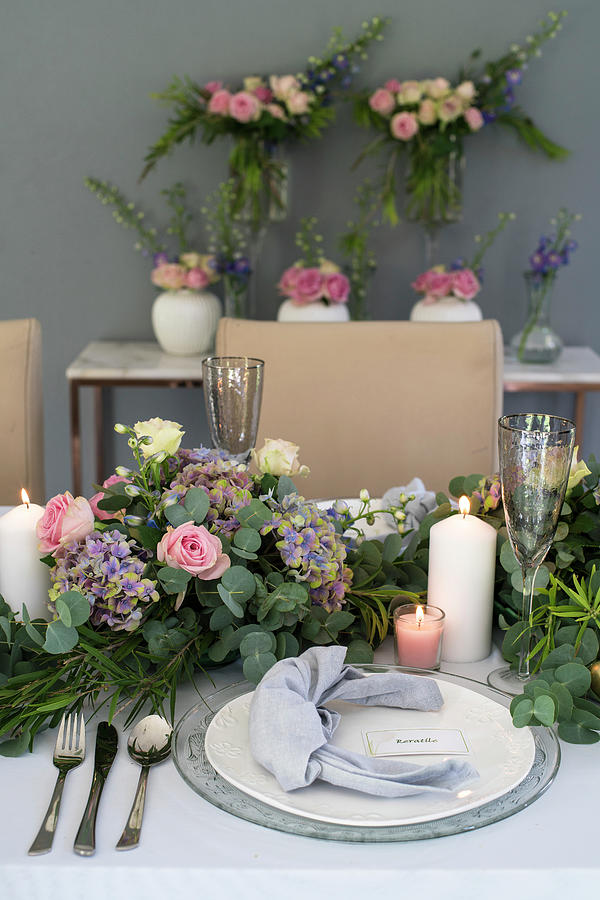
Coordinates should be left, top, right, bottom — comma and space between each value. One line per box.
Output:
567, 447, 591, 493
133, 417, 184, 459
251, 438, 310, 477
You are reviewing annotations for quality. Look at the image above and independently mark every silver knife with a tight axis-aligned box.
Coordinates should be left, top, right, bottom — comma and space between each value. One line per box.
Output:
73, 722, 118, 856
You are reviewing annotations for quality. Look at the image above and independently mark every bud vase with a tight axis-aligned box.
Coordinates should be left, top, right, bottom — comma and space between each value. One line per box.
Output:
151, 290, 221, 355
222, 275, 249, 319
510, 273, 563, 364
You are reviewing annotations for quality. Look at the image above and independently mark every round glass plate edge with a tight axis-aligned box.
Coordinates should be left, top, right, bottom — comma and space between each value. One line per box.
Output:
172, 667, 560, 843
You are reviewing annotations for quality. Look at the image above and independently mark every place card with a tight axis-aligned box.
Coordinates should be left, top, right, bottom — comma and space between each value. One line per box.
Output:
363, 728, 470, 758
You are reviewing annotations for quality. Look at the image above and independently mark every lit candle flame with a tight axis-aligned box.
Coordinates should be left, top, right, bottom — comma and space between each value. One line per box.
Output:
416, 605, 424, 628
459, 495, 470, 518
21, 489, 30, 509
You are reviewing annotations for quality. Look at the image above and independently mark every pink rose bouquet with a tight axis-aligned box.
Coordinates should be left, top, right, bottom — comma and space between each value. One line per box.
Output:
141, 19, 388, 228
151, 252, 219, 292
277, 217, 350, 308
410, 211, 515, 305
355, 12, 569, 226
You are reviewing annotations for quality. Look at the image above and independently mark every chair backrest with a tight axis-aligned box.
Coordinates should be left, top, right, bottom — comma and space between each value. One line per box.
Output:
0, 319, 45, 504
215, 318, 503, 498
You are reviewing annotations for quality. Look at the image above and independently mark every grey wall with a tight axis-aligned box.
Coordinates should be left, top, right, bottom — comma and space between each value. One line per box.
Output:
1, 0, 597, 498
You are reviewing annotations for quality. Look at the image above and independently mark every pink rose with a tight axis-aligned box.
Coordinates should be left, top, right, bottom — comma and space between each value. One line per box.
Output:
229, 91, 261, 123
286, 91, 311, 115
418, 99, 437, 125
368, 88, 395, 117
266, 103, 286, 120
89, 475, 129, 522
464, 106, 484, 132
323, 272, 350, 304
157, 523, 230, 580
452, 268, 481, 301
151, 264, 187, 291
208, 89, 231, 115
277, 265, 301, 298
254, 86, 273, 103
390, 111, 419, 141
185, 267, 210, 290
426, 271, 453, 298
204, 81, 223, 95
37, 492, 95, 555
438, 95, 462, 123
426, 77, 450, 99
294, 268, 325, 304
384, 79, 402, 93
411, 271, 432, 294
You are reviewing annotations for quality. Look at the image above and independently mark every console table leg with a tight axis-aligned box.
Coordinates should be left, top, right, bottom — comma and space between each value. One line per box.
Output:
575, 390, 586, 443
69, 380, 81, 496
94, 385, 104, 486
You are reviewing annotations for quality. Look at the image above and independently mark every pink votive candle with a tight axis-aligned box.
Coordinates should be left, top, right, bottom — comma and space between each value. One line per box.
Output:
393, 604, 445, 670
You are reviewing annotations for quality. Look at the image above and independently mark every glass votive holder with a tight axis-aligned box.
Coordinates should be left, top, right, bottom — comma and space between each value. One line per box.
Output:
393, 604, 445, 670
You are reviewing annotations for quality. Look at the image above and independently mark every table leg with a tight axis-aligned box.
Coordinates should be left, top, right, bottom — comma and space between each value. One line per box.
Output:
94, 385, 104, 486
574, 390, 586, 443
69, 380, 81, 496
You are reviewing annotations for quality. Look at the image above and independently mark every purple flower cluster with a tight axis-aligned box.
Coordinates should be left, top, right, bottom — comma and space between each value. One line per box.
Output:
482, 67, 524, 122
49, 530, 159, 632
261, 495, 353, 612
163, 448, 253, 536
215, 254, 251, 281
528, 234, 578, 277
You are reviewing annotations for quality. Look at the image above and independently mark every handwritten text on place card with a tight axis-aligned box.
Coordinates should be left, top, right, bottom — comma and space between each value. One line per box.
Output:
363, 729, 470, 757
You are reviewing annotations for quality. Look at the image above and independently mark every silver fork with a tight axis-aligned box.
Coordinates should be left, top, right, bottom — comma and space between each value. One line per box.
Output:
28, 712, 86, 855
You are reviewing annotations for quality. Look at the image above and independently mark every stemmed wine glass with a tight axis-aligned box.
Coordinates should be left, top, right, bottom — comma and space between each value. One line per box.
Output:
202, 356, 264, 463
487, 414, 575, 695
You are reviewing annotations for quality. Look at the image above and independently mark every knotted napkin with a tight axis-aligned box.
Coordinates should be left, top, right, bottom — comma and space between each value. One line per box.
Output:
249, 646, 478, 797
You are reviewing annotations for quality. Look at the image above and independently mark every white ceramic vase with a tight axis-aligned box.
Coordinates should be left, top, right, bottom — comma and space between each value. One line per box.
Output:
277, 299, 350, 323
151, 290, 221, 355
409, 296, 482, 322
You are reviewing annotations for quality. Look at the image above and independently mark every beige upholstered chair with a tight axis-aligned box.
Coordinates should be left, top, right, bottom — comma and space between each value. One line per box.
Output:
215, 318, 503, 498
0, 319, 45, 504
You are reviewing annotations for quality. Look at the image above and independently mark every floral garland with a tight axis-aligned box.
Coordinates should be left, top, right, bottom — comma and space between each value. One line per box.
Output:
0, 420, 423, 754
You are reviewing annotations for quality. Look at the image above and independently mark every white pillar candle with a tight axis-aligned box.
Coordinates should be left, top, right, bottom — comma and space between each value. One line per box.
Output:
427, 496, 497, 663
0, 491, 50, 620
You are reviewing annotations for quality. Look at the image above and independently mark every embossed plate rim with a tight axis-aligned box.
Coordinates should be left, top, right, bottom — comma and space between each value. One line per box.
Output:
173, 668, 560, 842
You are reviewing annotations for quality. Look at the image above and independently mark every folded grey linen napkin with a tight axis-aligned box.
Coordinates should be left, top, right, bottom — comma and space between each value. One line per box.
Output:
249, 646, 478, 797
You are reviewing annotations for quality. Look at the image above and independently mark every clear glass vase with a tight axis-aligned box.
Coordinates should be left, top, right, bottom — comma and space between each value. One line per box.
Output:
405, 137, 464, 267
510, 273, 563, 364
222, 274, 249, 319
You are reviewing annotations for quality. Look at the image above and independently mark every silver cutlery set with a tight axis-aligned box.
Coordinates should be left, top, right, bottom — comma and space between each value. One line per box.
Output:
28, 712, 172, 856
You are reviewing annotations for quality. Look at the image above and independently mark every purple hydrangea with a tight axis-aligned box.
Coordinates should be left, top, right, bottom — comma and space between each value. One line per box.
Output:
49, 530, 159, 632
261, 495, 353, 612
162, 448, 253, 536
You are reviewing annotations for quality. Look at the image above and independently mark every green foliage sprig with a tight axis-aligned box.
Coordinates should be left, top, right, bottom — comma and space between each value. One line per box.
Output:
339, 180, 379, 320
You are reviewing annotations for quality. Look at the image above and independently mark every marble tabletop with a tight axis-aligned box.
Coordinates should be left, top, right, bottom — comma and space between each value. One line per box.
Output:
503, 345, 600, 384
67, 341, 600, 388
66, 341, 211, 381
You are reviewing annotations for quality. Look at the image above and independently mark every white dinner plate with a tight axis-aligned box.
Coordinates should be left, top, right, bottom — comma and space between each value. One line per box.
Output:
204, 679, 536, 827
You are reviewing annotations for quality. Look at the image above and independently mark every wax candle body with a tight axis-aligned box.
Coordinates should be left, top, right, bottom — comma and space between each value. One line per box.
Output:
0, 504, 50, 620
394, 612, 444, 668
394, 603, 444, 669
427, 512, 496, 663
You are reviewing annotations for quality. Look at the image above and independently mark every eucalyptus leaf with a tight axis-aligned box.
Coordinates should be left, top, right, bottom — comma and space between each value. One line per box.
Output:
555, 626, 599, 665
549, 682, 574, 720
0, 729, 31, 757
276, 475, 297, 502
233, 528, 261, 553
533, 694, 555, 726
512, 697, 534, 728
216, 585, 245, 619
209, 606, 234, 631
236, 499, 272, 530
572, 707, 600, 730
243, 651, 278, 684
183, 488, 210, 524
554, 662, 591, 697
383, 532, 403, 563
275, 631, 299, 660
43, 621, 79, 654
157, 566, 192, 594
58, 591, 91, 627
221, 566, 256, 603
165, 504, 194, 528
557, 722, 600, 744
344, 639, 374, 664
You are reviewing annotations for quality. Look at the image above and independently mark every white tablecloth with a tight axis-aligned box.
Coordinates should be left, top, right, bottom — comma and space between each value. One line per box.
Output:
0, 638, 597, 900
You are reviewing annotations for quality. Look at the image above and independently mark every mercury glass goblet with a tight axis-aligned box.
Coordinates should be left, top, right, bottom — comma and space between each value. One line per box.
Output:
202, 356, 264, 464
487, 414, 575, 695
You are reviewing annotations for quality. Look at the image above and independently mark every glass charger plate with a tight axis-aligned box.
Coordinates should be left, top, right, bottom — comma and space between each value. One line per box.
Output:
173, 667, 560, 843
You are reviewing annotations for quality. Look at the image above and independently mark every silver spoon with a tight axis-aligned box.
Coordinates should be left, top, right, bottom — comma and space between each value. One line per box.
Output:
115, 715, 173, 851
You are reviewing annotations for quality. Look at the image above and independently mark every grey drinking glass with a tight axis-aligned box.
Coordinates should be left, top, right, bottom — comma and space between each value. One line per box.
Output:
487, 414, 575, 695
202, 357, 264, 464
